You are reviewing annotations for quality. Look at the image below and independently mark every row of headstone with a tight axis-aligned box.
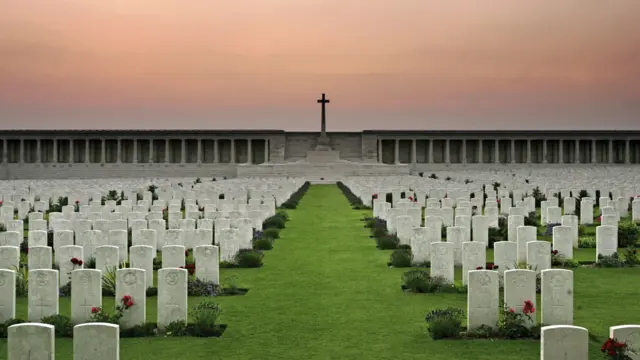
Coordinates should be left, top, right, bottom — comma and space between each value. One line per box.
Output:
467, 269, 573, 330
541, 324, 640, 360
6, 322, 120, 360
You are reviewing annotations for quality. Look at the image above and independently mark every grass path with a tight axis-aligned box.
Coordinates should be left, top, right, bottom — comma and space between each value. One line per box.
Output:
2, 185, 640, 359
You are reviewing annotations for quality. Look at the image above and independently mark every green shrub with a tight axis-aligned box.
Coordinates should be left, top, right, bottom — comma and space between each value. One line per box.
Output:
597, 252, 625, 267
262, 227, 280, 239
401, 269, 431, 292
425, 308, 464, 340
146, 287, 158, 297
389, 249, 412, 267
263, 216, 286, 230
102, 266, 117, 296
376, 233, 399, 250
0, 319, 26, 338
13, 265, 28, 297
252, 236, 274, 250
191, 300, 223, 337
618, 221, 639, 248
524, 212, 538, 226
578, 236, 596, 248
234, 249, 264, 268
622, 247, 640, 266
165, 320, 188, 336
40, 315, 74, 337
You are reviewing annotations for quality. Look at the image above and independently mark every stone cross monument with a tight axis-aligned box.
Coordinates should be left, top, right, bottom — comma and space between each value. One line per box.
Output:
315, 93, 332, 151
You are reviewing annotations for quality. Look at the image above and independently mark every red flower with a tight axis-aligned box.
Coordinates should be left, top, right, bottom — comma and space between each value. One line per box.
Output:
78, 260, 83, 266
372, 194, 378, 199
126, 300, 134, 307
71, 257, 79, 265
408, 196, 413, 201
122, 295, 131, 302
552, 250, 558, 255
475, 266, 483, 270
496, 199, 500, 203
486, 263, 494, 270
75, 200, 80, 204
0, 200, 3, 205
91, 307, 99, 314
523, 300, 535, 315
509, 308, 515, 313
185, 250, 189, 257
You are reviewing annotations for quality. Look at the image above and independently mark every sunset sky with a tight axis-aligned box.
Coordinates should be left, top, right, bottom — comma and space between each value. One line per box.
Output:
1, 0, 639, 130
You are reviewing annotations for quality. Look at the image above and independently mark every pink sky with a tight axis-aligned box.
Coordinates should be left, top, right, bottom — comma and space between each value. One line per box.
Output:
0, 0, 639, 130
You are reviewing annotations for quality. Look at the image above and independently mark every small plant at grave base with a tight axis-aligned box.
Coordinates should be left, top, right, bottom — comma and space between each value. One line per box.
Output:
165, 320, 188, 337
376, 233, 399, 250
389, 248, 412, 268
578, 235, 596, 248
499, 300, 538, 339
12, 265, 28, 297
622, 247, 640, 266
89, 295, 135, 324
618, 221, 639, 248
261, 227, 280, 240
425, 307, 464, 340
233, 249, 264, 268
524, 211, 538, 226
180, 263, 195, 275
40, 315, 74, 337
190, 300, 223, 337
601, 337, 633, 359
101, 266, 117, 296
188, 278, 220, 297
597, 253, 625, 268
222, 275, 241, 295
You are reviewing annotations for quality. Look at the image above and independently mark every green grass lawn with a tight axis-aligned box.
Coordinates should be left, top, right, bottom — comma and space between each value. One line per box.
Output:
2, 185, 640, 359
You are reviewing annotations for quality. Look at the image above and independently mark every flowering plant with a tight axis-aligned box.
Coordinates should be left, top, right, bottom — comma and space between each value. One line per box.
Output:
372, 193, 378, 200
89, 295, 135, 324
499, 300, 536, 339
601, 337, 632, 359
0, 200, 3, 206
475, 264, 499, 270
70, 257, 84, 267
180, 263, 195, 275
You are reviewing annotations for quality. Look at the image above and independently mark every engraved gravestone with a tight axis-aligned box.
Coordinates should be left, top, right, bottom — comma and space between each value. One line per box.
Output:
541, 269, 573, 326
157, 268, 188, 329
7, 323, 55, 360
194, 245, 220, 284
27, 269, 59, 321
430, 242, 455, 283
540, 325, 588, 360
71, 269, 102, 324
116, 268, 146, 328
462, 241, 486, 285
504, 269, 536, 328
467, 270, 499, 331
73, 323, 120, 360
0, 269, 16, 322
527, 240, 551, 274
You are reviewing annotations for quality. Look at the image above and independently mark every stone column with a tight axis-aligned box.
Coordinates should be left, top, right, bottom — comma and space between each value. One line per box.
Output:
591, 139, 596, 163
52, 139, 57, 164
19, 138, 24, 164
625, 139, 630, 164
214, 139, 219, 163
116, 138, 121, 163
132, 139, 138, 163
264, 139, 269, 163
165, 139, 170, 163
559, 140, 564, 164
377, 139, 383, 163
196, 139, 202, 163
608, 140, 613, 163
478, 140, 483, 163
428, 140, 434, 163
36, 139, 41, 163
411, 139, 417, 163
543, 139, 548, 163
394, 139, 400, 164
69, 139, 74, 163
247, 139, 253, 164
526, 139, 531, 163
510, 139, 515, 163
149, 139, 154, 163
101, 139, 106, 163
445, 139, 450, 164
85, 139, 90, 164
181, 139, 186, 163
575, 139, 580, 164
461, 139, 467, 163
494, 139, 499, 164
230, 139, 236, 164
